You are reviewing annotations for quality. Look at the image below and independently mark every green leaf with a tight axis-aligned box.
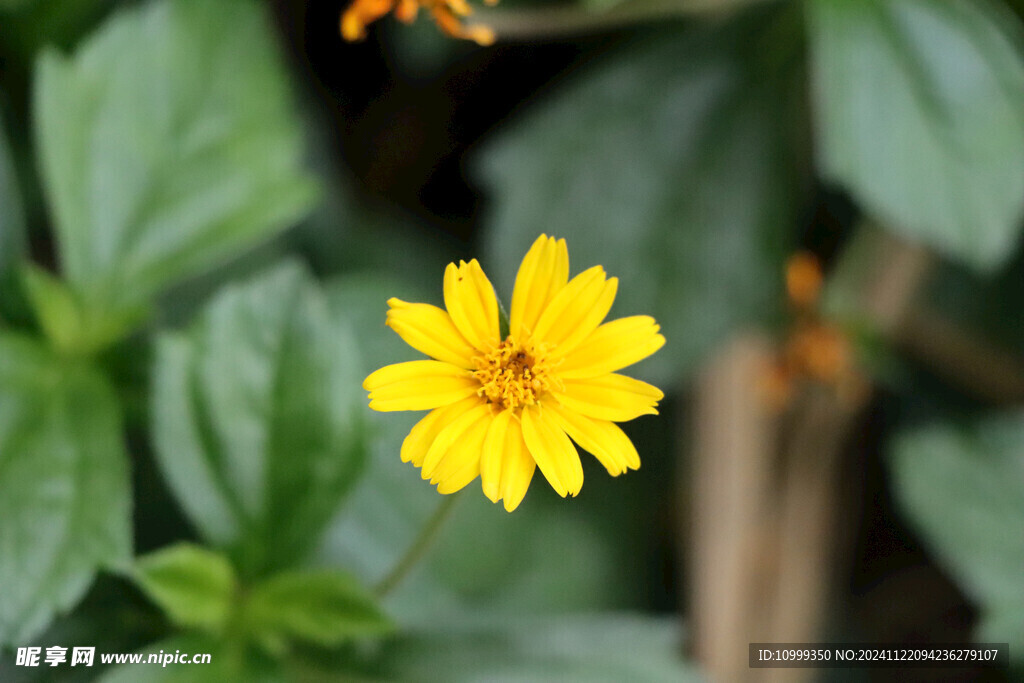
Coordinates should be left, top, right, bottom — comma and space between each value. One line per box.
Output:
478, 19, 797, 385
152, 262, 366, 578
245, 569, 392, 651
807, 0, 1024, 270
134, 544, 237, 632
891, 413, 1024, 655
0, 333, 131, 645
21, 264, 147, 355
33, 0, 319, 337
379, 614, 705, 682
978, 608, 1024, 669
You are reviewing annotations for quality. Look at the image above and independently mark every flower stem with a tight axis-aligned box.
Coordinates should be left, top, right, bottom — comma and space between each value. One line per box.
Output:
374, 491, 464, 597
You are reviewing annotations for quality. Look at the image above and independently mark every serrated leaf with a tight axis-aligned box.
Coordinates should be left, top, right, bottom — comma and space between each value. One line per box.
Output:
478, 20, 797, 385
0, 334, 131, 645
246, 569, 391, 650
891, 413, 1024, 654
152, 262, 366, 578
379, 614, 705, 682
134, 544, 237, 632
807, 0, 1024, 270
33, 0, 318, 341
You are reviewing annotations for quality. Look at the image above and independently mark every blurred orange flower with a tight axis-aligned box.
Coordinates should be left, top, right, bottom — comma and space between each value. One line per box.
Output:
762, 251, 864, 409
341, 0, 498, 45
785, 250, 824, 310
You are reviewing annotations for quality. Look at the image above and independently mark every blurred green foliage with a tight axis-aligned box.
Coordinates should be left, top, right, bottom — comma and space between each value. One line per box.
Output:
892, 415, 1024, 662
375, 615, 703, 682
0, 334, 130, 645
152, 263, 366, 579
32, 0, 318, 350
481, 14, 800, 385
807, 0, 1024, 270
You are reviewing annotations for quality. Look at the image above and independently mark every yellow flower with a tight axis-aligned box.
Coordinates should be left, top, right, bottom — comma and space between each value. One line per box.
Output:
363, 235, 666, 511
341, 0, 498, 46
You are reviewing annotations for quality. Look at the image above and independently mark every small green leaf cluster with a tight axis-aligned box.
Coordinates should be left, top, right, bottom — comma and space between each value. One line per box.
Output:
132, 544, 389, 661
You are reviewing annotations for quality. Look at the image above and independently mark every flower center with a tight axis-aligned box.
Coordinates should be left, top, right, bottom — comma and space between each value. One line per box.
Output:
472, 336, 558, 411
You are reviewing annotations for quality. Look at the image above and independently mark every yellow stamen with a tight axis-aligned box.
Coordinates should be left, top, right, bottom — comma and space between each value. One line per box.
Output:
472, 336, 560, 411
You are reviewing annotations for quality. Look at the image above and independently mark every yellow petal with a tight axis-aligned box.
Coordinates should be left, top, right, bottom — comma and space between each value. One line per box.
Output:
521, 405, 583, 498
558, 316, 666, 380
421, 403, 491, 477
400, 396, 481, 467
545, 400, 640, 476
386, 298, 477, 368
480, 410, 536, 510
364, 360, 479, 411
510, 235, 569, 339
553, 373, 663, 422
499, 418, 535, 512
532, 266, 617, 356
430, 412, 489, 494
480, 409, 514, 502
443, 259, 500, 350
